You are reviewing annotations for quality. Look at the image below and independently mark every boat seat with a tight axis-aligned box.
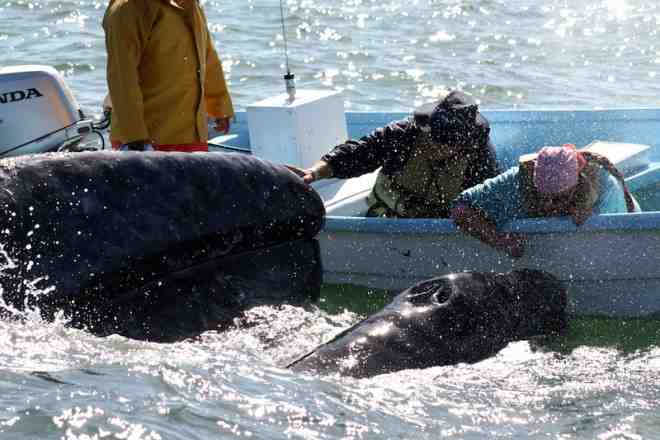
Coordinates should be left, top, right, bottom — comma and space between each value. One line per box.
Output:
316, 171, 378, 217
581, 140, 651, 176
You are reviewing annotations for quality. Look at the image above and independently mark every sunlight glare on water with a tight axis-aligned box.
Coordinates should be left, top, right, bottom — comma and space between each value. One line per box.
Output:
2, 277, 660, 438
2, 0, 660, 438
2, 0, 660, 112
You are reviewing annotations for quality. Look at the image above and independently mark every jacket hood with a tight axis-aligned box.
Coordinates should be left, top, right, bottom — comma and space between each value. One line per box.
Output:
413, 91, 484, 146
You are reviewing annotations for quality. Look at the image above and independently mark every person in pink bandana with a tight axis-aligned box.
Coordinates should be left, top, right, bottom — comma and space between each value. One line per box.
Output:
450, 144, 638, 258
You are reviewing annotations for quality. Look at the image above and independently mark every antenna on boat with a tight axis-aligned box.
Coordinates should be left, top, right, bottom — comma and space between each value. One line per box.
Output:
279, 0, 296, 101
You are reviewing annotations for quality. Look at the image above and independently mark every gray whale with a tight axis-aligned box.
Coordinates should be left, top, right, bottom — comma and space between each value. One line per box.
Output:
0, 151, 324, 341
288, 269, 567, 377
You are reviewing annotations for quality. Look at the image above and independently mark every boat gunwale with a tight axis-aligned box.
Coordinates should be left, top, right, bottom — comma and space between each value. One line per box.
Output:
225, 106, 660, 126
323, 211, 660, 235
325, 106, 660, 123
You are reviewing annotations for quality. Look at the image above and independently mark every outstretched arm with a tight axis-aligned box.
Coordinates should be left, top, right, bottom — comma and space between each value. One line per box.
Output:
321, 118, 417, 179
451, 204, 526, 258
287, 118, 417, 183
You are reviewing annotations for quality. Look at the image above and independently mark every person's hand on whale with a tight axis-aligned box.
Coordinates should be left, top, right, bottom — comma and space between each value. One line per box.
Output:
286, 160, 333, 184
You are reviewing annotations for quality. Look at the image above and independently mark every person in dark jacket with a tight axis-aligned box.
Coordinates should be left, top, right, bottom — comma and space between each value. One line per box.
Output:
289, 90, 499, 218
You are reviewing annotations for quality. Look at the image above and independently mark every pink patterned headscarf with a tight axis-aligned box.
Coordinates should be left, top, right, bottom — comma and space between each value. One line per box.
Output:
533, 144, 586, 194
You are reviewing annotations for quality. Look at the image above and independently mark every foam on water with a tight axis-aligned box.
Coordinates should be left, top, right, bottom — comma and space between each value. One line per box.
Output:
2, 0, 660, 438
2, 299, 660, 439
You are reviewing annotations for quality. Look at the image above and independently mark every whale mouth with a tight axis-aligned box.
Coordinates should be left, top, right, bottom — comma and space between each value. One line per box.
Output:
63, 239, 323, 342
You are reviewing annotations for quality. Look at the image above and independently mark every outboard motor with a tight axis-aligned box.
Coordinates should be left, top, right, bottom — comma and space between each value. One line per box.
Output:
0, 65, 101, 157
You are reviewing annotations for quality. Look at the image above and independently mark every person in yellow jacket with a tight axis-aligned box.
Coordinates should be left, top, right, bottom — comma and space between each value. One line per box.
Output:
103, 0, 234, 152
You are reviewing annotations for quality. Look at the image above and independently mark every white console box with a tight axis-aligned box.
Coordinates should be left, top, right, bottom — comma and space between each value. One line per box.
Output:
247, 89, 348, 168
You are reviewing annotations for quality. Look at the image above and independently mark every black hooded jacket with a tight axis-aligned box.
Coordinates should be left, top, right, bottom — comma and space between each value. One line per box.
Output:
321, 91, 500, 190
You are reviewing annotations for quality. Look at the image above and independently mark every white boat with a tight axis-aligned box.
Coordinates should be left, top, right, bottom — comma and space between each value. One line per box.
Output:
211, 109, 660, 318
3, 66, 660, 317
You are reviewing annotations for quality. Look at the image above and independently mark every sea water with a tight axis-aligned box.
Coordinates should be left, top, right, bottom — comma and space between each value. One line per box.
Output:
1, 0, 660, 438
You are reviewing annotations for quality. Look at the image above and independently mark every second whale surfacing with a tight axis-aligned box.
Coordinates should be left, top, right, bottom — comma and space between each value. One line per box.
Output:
288, 269, 568, 378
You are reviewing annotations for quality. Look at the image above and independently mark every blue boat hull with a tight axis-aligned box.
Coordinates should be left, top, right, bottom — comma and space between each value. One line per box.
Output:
212, 108, 660, 317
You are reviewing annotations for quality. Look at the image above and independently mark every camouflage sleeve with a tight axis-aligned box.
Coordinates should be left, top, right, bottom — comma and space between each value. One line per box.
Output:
321, 118, 417, 179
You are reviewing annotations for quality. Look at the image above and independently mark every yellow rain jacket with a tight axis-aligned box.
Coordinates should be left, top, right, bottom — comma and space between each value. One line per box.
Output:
103, 0, 234, 145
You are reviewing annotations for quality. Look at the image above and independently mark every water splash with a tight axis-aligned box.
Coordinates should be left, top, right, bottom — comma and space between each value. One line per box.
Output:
0, 244, 62, 323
